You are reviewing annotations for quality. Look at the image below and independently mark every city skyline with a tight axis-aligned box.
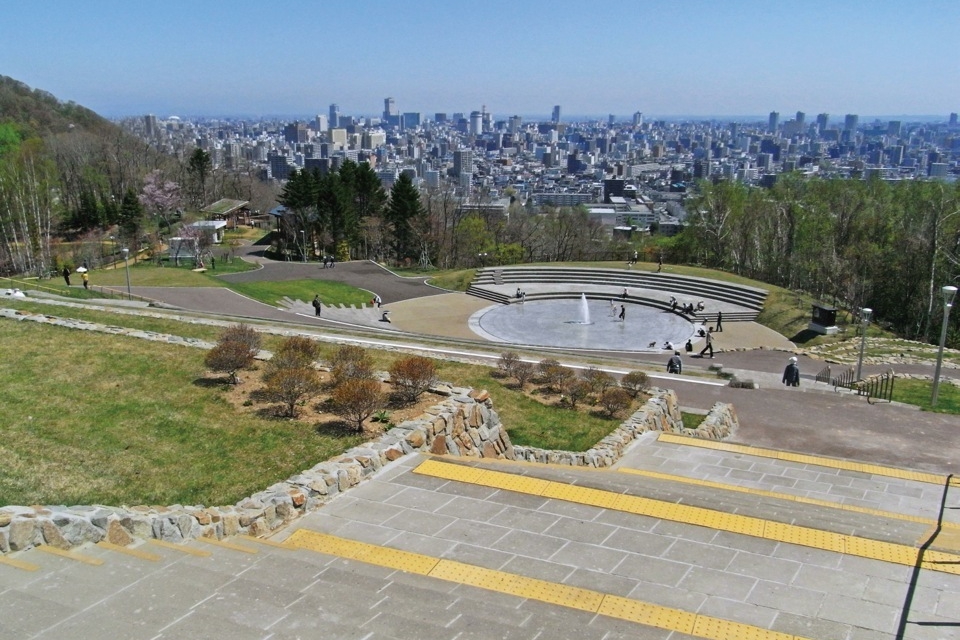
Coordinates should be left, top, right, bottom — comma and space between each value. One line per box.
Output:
3, 1, 959, 119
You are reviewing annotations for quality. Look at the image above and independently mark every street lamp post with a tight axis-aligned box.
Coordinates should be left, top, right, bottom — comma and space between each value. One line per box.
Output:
122, 247, 132, 300
301, 230, 306, 263
856, 308, 872, 381
931, 285, 958, 408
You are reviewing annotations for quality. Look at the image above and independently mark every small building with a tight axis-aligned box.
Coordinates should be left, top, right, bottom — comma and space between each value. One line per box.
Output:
187, 220, 228, 244
200, 199, 251, 229
809, 304, 839, 335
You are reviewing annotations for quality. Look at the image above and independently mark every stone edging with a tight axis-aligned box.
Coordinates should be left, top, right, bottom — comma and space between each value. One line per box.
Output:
512, 388, 738, 467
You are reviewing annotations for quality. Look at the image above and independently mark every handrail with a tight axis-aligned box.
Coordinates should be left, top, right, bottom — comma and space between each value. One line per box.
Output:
815, 365, 831, 384
0, 276, 161, 305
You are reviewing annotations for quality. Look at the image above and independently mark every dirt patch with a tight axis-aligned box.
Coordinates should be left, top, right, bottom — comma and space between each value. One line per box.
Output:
211, 367, 446, 438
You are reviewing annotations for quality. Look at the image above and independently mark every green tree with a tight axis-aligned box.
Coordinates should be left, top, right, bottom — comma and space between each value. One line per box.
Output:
385, 173, 425, 263
187, 147, 212, 208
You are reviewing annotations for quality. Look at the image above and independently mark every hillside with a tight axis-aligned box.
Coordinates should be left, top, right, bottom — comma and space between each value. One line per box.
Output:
0, 75, 116, 139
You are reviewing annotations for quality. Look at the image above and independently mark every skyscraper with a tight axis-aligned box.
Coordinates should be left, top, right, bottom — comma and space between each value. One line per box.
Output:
453, 149, 473, 176
632, 111, 643, 127
816, 113, 829, 133
768, 111, 779, 133
469, 111, 482, 136
383, 97, 396, 120
552, 105, 561, 124
844, 114, 859, 131
329, 104, 340, 129
795, 111, 806, 127
144, 114, 157, 137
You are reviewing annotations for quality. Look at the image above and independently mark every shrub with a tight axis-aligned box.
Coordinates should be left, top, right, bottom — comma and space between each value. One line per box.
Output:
537, 360, 574, 393
263, 366, 323, 418
205, 341, 256, 384
331, 378, 385, 432
271, 336, 322, 371
218, 324, 262, 355
582, 367, 615, 395
497, 351, 520, 377
620, 371, 650, 398
513, 361, 535, 389
204, 324, 262, 384
599, 388, 633, 417
389, 356, 438, 404
563, 379, 593, 408
329, 345, 375, 385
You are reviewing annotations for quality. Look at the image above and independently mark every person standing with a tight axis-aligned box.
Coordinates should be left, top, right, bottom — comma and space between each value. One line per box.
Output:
667, 351, 682, 374
699, 329, 714, 358
312, 294, 322, 317
715, 311, 723, 332
62, 266, 71, 286
82, 272, 89, 290
782, 357, 800, 387
618, 305, 626, 322
657, 254, 663, 273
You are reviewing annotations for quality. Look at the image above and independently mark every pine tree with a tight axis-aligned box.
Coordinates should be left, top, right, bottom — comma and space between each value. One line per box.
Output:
385, 173, 424, 263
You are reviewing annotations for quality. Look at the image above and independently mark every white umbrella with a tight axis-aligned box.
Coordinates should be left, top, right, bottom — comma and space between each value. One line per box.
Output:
75, 266, 88, 273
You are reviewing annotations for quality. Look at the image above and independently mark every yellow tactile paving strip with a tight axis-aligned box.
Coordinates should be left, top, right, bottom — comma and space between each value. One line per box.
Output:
0, 554, 39, 571
286, 529, 804, 640
413, 458, 960, 575
617, 467, 957, 530
35, 545, 104, 566
656, 433, 947, 485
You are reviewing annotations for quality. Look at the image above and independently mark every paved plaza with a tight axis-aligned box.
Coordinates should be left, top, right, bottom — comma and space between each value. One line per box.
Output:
5, 255, 960, 638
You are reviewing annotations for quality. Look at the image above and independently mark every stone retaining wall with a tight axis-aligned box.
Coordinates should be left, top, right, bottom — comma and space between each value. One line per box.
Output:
0, 387, 506, 554
513, 388, 738, 467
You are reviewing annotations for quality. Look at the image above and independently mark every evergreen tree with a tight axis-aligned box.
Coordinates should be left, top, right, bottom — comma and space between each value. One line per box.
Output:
118, 188, 144, 247
385, 173, 424, 262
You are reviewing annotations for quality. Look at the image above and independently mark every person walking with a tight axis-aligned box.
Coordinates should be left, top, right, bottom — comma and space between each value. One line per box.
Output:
699, 328, 714, 358
715, 311, 723, 332
62, 266, 71, 286
667, 351, 682, 374
312, 294, 322, 317
618, 305, 626, 322
82, 272, 89, 290
782, 356, 800, 387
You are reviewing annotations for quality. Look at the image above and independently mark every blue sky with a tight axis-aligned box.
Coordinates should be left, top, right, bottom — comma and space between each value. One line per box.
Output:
3, 0, 958, 119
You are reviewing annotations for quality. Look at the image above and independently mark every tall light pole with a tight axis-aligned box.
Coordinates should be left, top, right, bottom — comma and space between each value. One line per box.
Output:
931, 285, 958, 408
856, 307, 872, 381
300, 230, 306, 263
122, 247, 132, 300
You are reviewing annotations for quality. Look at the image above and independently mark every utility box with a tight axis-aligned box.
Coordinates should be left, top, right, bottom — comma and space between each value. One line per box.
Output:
809, 304, 839, 335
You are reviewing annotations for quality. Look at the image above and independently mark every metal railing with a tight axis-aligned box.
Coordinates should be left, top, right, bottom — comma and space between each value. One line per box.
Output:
821, 364, 895, 403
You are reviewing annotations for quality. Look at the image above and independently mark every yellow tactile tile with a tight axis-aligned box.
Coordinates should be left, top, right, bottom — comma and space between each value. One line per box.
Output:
35, 545, 104, 566
414, 458, 960, 576
656, 433, 946, 485
195, 537, 259, 554
0, 555, 40, 571
617, 467, 951, 529
147, 539, 212, 557
97, 541, 162, 562
291, 531, 811, 640
921, 550, 960, 575
476, 471, 550, 495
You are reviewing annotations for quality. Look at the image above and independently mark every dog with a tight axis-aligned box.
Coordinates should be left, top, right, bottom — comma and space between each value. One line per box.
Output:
647, 341, 657, 348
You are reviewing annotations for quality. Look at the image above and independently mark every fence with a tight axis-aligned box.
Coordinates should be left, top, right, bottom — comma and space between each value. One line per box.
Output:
815, 363, 895, 403
1, 276, 159, 305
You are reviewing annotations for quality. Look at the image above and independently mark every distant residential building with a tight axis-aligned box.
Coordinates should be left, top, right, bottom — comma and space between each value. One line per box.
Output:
453, 149, 473, 176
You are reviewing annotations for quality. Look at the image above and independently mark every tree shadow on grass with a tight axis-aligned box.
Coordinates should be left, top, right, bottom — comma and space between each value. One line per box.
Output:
790, 328, 822, 344
315, 419, 361, 438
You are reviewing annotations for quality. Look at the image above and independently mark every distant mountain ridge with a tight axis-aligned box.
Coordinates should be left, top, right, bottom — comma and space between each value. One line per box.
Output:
0, 75, 117, 138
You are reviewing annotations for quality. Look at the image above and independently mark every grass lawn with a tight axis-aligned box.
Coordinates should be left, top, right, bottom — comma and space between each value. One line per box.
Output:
226, 278, 372, 308
92, 259, 256, 288
0, 320, 364, 507
891, 378, 960, 414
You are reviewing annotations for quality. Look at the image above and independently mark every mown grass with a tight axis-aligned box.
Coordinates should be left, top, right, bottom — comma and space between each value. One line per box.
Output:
93, 258, 257, 288
226, 278, 373, 308
891, 378, 960, 414
0, 320, 365, 507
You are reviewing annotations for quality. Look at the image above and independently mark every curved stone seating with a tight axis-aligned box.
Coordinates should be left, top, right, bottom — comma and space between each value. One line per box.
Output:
468, 266, 767, 322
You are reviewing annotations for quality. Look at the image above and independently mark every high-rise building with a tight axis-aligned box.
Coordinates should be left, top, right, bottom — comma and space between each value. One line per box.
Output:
469, 111, 482, 136
144, 114, 157, 137
552, 105, 561, 124
768, 111, 779, 133
887, 121, 902, 137
314, 114, 328, 131
383, 97, 396, 120
951, 113, 958, 126
402, 112, 421, 130
284, 122, 307, 144
329, 104, 340, 129
608, 114, 616, 126
632, 111, 643, 127
508, 115, 522, 134
889, 145, 904, 166
795, 111, 806, 127
816, 113, 829, 133
434, 113, 447, 123
844, 114, 859, 131
453, 149, 473, 176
